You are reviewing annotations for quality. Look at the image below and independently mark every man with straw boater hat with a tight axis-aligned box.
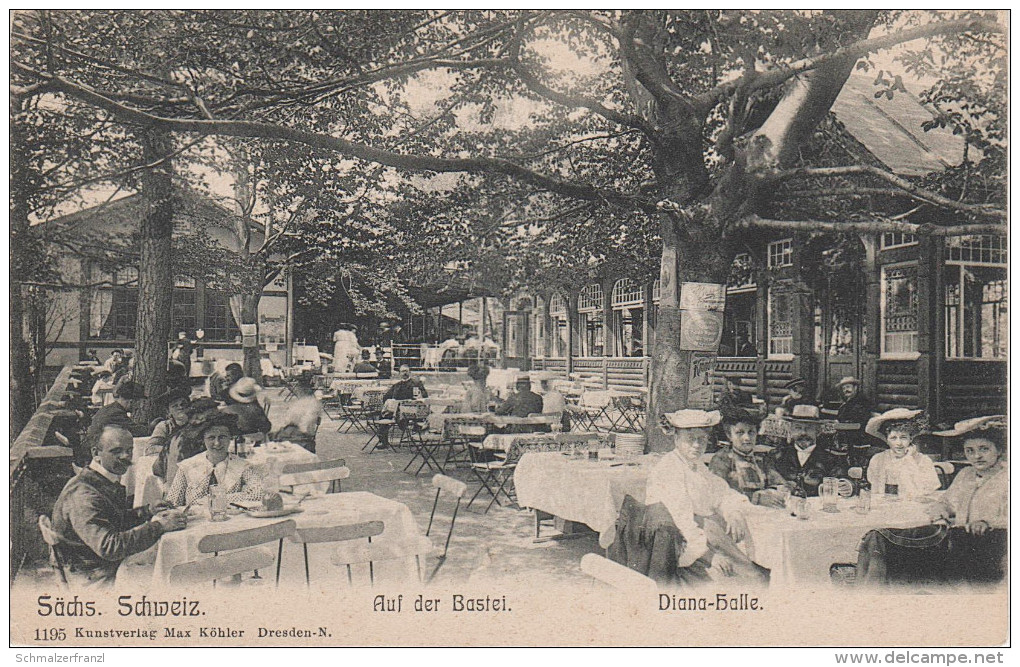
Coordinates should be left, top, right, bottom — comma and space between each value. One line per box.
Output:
771, 404, 855, 498
644, 409, 768, 583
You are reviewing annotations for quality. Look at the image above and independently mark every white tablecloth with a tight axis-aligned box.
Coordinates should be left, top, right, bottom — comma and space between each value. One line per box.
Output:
515, 452, 662, 548
480, 431, 610, 453
742, 494, 937, 586
126, 441, 320, 508
120, 492, 424, 588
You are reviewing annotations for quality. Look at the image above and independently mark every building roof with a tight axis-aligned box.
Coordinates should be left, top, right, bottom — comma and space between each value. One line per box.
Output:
831, 71, 975, 176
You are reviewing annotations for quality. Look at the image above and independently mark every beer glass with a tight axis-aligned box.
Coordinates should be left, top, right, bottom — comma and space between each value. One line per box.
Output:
209, 484, 228, 522
820, 477, 839, 513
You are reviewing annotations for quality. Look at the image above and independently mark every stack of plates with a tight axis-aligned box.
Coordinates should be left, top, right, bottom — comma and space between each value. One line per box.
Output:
614, 433, 645, 458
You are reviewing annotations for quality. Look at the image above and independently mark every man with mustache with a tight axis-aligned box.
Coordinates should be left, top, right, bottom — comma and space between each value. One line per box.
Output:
771, 405, 855, 497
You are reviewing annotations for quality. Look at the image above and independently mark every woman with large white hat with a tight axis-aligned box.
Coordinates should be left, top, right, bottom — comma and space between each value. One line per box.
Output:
864, 409, 940, 499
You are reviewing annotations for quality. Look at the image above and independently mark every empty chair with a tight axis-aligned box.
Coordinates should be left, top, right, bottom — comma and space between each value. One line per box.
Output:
38, 515, 69, 588
168, 519, 296, 587
419, 474, 467, 582
580, 553, 657, 594
287, 520, 384, 586
279, 459, 349, 494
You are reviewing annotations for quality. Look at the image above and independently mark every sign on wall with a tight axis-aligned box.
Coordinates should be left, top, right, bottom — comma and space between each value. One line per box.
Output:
679, 282, 726, 351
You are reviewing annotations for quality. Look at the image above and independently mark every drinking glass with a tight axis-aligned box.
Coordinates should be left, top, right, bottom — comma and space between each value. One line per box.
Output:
776, 486, 792, 510
820, 477, 840, 513
209, 484, 228, 522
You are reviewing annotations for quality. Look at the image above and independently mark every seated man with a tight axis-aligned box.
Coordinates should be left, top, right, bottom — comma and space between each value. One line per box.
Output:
383, 364, 428, 401
271, 376, 322, 453
777, 378, 812, 415
220, 377, 272, 436
771, 405, 855, 497
90, 370, 116, 406
495, 375, 544, 418
86, 380, 150, 446
352, 349, 379, 377
207, 362, 244, 404
50, 424, 186, 588
377, 364, 429, 448
646, 409, 767, 584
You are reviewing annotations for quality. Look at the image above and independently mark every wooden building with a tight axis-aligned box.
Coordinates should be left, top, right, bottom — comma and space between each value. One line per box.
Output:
502, 74, 1006, 423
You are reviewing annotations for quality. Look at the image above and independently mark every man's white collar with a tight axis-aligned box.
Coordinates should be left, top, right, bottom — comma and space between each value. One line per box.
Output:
89, 459, 121, 483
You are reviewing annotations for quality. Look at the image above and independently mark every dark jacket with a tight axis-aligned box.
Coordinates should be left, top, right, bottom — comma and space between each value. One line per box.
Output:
51, 468, 163, 586
220, 402, 272, 435
86, 402, 149, 445
709, 447, 787, 499
608, 495, 688, 584
771, 444, 850, 496
383, 378, 428, 401
837, 393, 874, 428
494, 389, 544, 418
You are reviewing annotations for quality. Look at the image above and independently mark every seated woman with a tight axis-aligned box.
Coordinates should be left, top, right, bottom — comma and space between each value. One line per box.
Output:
646, 409, 768, 585
864, 409, 940, 499
461, 363, 491, 413
709, 407, 787, 507
164, 411, 265, 507
152, 398, 217, 483
147, 387, 192, 455
856, 416, 1007, 587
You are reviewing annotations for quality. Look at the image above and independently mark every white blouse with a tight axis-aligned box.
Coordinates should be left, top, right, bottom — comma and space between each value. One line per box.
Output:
165, 453, 265, 507
645, 450, 751, 567
932, 463, 1008, 529
866, 448, 941, 499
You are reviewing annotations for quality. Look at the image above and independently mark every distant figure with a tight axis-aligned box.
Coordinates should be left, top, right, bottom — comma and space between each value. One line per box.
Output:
494, 375, 544, 418
462, 363, 491, 413
101, 349, 125, 375
170, 337, 192, 377
207, 362, 244, 404
834, 376, 879, 467
272, 376, 322, 453
86, 380, 149, 447
220, 377, 272, 436
736, 335, 757, 358
778, 378, 812, 415
332, 326, 361, 373
352, 349, 379, 377
90, 370, 116, 406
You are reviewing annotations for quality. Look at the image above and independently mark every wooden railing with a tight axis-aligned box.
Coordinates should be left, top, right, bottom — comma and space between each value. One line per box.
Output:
10, 364, 83, 584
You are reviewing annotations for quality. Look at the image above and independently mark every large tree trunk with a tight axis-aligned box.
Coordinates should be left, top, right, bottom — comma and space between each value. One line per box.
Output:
646, 213, 734, 452
134, 129, 175, 424
240, 290, 263, 383
10, 112, 37, 438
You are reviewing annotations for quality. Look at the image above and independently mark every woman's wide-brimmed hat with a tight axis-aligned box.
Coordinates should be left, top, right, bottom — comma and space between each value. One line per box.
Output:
865, 408, 926, 441
783, 404, 825, 425
189, 407, 239, 437
228, 377, 262, 404
783, 378, 807, 391
932, 415, 1007, 437
660, 409, 722, 433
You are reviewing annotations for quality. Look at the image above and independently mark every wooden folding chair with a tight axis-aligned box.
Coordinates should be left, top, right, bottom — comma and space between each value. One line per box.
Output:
168, 519, 296, 587
422, 474, 467, 582
279, 459, 350, 494
360, 390, 391, 452
466, 440, 521, 514
579, 553, 657, 594
286, 520, 384, 586
38, 515, 69, 589
445, 419, 488, 469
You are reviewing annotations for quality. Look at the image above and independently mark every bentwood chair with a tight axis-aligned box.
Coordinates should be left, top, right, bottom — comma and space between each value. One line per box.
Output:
167, 520, 296, 587
280, 459, 350, 494
288, 520, 384, 586
38, 515, 69, 589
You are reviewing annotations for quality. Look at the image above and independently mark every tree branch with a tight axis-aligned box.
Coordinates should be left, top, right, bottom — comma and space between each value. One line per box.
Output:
772, 165, 1005, 220
739, 214, 1005, 236
699, 17, 1005, 108
22, 65, 658, 212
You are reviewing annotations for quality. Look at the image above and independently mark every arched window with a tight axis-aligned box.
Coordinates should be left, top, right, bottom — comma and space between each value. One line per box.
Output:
577, 284, 604, 357
611, 279, 645, 357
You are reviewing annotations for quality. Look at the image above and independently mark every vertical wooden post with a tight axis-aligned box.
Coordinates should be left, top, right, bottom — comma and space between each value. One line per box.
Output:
931, 238, 945, 424
915, 236, 935, 415
755, 280, 768, 403
602, 279, 616, 359
861, 235, 881, 403
285, 269, 294, 368
566, 291, 578, 379
78, 259, 92, 360
643, 283, 652, 388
